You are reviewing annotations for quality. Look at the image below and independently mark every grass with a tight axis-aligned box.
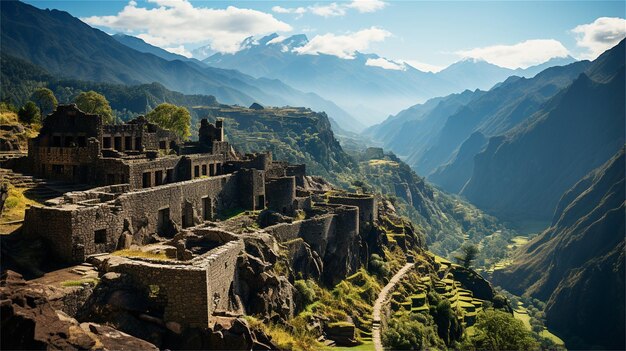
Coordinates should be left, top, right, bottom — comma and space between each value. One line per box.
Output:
513, 307, 532, 331
245, 316, 324, 351
367, 159, 399, 167
1, 183, 41, 234
539, 329, 565, 346
332, 340, 375, 351
61, 278, 99, 287
111, 249, 170, 260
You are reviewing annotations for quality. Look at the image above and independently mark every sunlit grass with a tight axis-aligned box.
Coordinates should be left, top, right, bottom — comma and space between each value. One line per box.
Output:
111, 249, 170, 260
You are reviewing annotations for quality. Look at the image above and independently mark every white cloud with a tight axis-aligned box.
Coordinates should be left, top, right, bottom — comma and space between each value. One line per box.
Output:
401, 60, 445, 73
346, 0, 387, 13
365, 57, 405, 70
293, 27, 391, 59
310, 3, 346, 17
572, 17, 626, 59
163, 45, 192, 58
82, 0, 292, 53
272, 0, 386, 17
455, 39, 570, 69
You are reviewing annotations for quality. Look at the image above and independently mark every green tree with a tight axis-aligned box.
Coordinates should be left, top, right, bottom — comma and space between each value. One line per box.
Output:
455, 243, 479, 268
146, 103, 191, 140
464, 310, 540, 350
30, 87, 57, 119
383, 313, 425, 350
18, 101, 40, 124
74, 91, 114, 124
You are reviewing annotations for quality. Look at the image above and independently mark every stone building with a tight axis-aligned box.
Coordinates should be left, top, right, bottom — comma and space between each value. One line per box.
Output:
24, 104, 236, 188
16, 104, 380, 328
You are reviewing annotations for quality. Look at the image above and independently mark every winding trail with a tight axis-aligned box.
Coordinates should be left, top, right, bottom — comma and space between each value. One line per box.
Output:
372, 262, 415, 351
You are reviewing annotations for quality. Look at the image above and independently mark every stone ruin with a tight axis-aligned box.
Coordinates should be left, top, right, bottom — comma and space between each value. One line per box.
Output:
12, 104, 380, 330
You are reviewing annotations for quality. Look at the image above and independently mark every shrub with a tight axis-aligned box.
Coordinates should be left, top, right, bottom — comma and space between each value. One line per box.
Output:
295, 280, 316, 306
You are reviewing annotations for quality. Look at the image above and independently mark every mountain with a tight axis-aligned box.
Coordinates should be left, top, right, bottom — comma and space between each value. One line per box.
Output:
0, 1, 360, 132
492, 147, 625, 350
460, 40, 625, 223
204, 33, 577, 125
112, 34, 197, 63
206, 33, 455, 125
436, 56, 577, 92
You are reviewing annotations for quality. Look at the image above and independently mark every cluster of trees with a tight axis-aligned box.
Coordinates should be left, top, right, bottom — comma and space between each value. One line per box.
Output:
12, 88, 192, 141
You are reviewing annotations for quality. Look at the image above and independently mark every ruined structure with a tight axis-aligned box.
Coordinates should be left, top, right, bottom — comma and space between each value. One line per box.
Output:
16, 104, 379, 329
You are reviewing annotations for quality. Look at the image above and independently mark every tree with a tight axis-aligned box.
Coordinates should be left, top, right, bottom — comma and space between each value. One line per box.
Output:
74, 91, 114, 124
455, 243, 479, 268
463, 310, 540, 350
383, 313, 425, 350
146, 103, 191, 140
18, 101, 40, 124
30, 88, 57, 119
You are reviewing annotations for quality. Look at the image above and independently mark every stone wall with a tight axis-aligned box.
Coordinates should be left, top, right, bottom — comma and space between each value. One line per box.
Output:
108, 240, 244, 328
265, 177, 296, 215
23, 174, 252, 262
22, 207, 74, 261
111, 261, 209, 328
328, 194, 377, 231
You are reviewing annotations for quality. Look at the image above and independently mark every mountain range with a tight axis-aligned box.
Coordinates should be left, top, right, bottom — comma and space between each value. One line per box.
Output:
204, 33, 576, 125
366, 39, 624, 226
0, 0, 361, 132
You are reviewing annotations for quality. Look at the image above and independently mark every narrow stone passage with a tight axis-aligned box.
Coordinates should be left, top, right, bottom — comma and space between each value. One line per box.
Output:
372, 262, 415, 351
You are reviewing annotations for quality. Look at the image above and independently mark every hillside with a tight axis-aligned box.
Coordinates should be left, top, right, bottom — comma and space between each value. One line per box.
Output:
491, 148, 625, 350
0, 1, 359, 132
461, 41, 625, 223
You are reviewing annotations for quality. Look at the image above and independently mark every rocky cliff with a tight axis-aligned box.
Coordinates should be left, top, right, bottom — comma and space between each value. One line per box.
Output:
492, 147, 625, 349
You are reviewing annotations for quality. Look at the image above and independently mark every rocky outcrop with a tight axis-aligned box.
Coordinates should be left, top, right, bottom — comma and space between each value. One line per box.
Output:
237, 233, 295, 323
1, 270, 158, 351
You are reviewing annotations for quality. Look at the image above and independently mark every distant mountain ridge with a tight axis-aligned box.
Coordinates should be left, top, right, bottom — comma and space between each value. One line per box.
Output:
0, 1, 361, 132
203, 33, 576, 125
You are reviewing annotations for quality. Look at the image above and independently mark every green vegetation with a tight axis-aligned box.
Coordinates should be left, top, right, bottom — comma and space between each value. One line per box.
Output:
74, 90, 114, 124
30, 87, 57, 118
461, 310, 540, 350
111, 249, 169, 260
383, 311, 446, 350
455, 243, 479, 268
146, 103, 192, 140
17, 101, 40, 124
245, 316, 324, 351
61, 278, 99, 287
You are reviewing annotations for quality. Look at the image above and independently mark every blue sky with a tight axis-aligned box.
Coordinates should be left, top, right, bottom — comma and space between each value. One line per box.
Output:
24, 0, 626, 71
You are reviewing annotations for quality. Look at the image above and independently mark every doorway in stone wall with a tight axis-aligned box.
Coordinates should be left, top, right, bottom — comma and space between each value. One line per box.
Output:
157, 207, 170, 235
202, 196, 212, 220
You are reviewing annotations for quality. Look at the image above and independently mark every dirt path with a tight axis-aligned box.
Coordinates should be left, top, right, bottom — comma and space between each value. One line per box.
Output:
372, 262, 415, 351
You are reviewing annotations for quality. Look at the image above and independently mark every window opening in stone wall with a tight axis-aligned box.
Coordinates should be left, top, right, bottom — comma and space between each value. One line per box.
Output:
142, 172, 152, 188
52, 164, 64, 174
135, 137, 142, 150
77, 136, 86, 147
52, 135, 62, 147
103, 137, 111, 149
202, 165, 207, 176
125, 136, 132, 150
155, 170, 163, 186
209, 164, 215, 176
64, 136, 74, 147
114, 136, 122, 151
94, 229, 107, 244
194, 165, 200, 178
